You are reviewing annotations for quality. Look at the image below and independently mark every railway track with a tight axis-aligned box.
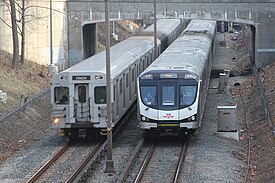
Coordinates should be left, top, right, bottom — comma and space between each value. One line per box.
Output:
116, 136, 190, 183
26, 103, 137, 183
26, 140, 104, 183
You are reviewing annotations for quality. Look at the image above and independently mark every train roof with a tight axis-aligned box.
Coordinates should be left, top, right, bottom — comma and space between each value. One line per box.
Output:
64, 38, 154, 79
141, 20, 216, 77
184, 19, 216, 35
52, 19, 182, 81
136, 19, 182, 42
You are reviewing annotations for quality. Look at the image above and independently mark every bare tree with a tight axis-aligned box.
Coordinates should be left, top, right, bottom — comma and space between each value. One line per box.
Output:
1, 0, 47, 67
9, 0, 19, 68
18, 0, 25, 64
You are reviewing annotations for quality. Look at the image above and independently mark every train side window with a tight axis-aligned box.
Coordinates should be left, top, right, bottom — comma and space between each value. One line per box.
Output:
126, 73, 129, 88
132, 67, 135, 82
94, 86, 106, 104
54, 87, 69, 104
116, 79, 119, 115
143, 59, 146, 70
119, 79, 122, 94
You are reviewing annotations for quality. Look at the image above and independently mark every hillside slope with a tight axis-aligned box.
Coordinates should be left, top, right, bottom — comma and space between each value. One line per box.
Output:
0, 20, 139, 163
0, 51, 51, 116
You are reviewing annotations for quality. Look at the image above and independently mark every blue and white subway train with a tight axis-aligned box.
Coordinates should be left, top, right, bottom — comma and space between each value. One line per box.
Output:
137, 19, 217, 136
51, 19, 186, 139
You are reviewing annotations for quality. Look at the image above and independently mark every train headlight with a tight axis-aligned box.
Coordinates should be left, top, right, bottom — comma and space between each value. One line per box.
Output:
141, 116, 147, 121
187, 115, 196, 121
53, 118, 60, 124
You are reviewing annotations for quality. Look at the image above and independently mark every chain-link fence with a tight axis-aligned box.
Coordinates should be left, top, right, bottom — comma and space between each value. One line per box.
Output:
0, 88, 50, 124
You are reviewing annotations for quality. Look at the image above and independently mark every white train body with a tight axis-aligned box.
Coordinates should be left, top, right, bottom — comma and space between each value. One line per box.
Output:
51, 19, 186, 139
137, 19, 217, 135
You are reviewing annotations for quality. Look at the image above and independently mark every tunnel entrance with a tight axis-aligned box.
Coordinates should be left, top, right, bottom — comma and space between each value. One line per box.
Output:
83, 23, 97, 60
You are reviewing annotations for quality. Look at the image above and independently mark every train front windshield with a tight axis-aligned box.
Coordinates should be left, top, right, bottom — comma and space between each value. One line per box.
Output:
54, 86, 69, 104
139, 72, 198, 110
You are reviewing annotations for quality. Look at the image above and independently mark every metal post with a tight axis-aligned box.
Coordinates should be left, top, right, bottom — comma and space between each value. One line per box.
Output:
104, 0, 115, 174
50, 0, 53, 64
218, 73, 226, 94
154, 0, 157, 59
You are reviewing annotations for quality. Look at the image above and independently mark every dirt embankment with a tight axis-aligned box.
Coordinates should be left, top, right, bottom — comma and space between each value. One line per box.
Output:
0, 20, 139, 163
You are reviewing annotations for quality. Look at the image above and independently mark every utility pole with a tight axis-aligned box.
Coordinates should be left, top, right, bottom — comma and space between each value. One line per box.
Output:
50, 0, 53, 64
104, 0, 115, 174
154, 0, 157, 59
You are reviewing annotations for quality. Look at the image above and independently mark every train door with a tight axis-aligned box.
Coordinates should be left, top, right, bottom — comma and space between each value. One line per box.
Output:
158, 81, 179, 120
75, 84, 90, 122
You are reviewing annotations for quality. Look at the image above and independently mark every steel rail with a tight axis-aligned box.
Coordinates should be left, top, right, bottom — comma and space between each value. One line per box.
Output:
173, 138, 189, 183
70, 103, 137, 183
115, 138, 145, 183
65, 141, 104, 183
26, 142, 70, 183
134, 142, 155, 183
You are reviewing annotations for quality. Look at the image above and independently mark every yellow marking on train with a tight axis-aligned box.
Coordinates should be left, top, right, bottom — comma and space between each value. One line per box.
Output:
158, 124, 180, 127
57, 130, 65, 136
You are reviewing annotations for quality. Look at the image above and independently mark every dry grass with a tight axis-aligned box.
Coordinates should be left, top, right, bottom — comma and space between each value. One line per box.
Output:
0, 50, 51, 115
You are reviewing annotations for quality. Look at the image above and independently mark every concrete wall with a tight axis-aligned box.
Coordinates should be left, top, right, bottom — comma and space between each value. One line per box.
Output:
67, 0, 275, 68
0, 1, 67, 68
1, 0, 275, 68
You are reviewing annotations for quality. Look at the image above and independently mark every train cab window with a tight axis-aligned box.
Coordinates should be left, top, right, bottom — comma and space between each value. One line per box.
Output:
162, 86, 175, 106
95, 86, 106, 104
54, 87, 69, 104
180, 85, 197, 106
140, 86, 157, 105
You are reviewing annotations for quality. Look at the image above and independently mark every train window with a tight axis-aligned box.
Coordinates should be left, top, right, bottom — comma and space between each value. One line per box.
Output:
126, 73, 129, 88
162, 86, 175, 106
180, 85, 197, 106
54, 87, 69, 104
123, 74, 125, 108
116, 79, 119, 115
140, 86, 157, 105
78, 86, 87, 103
119, 79, 122, 94
132, 68, 135, 82
143, 59, 146, 70
95, 86, 106, 104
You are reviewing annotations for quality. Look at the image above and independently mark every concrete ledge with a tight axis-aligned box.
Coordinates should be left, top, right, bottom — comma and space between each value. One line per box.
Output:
214, 131, 239, 141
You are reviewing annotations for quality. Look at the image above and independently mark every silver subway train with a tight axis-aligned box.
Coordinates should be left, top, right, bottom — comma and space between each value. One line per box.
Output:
137, 19, 217, 136
51, 19, 186, 139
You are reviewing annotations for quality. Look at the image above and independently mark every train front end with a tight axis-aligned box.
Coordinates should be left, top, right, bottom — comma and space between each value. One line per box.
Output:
51, 71, 111, 139
138, 70, 200, 136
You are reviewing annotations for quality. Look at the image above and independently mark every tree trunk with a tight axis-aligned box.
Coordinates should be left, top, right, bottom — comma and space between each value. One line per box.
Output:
9, 0, 19, 69
20, 0, 25, 64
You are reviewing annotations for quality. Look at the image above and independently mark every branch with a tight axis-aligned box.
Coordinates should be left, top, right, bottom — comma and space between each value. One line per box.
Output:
0, 16, 12, 29
26, 5, 66, 15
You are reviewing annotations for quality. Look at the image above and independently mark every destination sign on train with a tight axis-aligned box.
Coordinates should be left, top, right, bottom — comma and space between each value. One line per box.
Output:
72, 76, 91, 80
160, 73, 177, 78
